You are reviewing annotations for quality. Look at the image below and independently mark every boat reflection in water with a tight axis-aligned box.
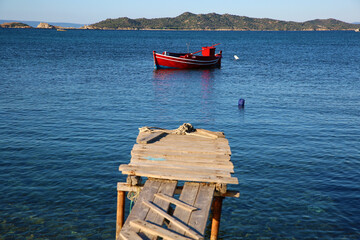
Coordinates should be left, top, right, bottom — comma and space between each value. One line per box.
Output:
153, 68, 215, 81
152, 68, 216, 100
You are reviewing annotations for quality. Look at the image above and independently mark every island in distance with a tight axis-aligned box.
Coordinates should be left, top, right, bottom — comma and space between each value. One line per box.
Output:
1, 12, 360, 31
0, 22, 76, 30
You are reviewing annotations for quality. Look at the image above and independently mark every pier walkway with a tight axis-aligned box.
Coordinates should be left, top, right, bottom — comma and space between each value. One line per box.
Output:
116, 124, 239, 240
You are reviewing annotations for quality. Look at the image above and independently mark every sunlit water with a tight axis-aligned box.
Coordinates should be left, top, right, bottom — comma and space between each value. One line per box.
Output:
1, 29, 359, 239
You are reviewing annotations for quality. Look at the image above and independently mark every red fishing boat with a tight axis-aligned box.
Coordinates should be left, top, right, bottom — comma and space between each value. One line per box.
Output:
153, 43, 222, 69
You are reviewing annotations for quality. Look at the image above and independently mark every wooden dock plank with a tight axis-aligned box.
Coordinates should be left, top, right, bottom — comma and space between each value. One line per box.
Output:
142, 200, 203, 240
168, 182, 200, 235
187, 183, 215, 235
122, 164, 232, 177
117, 182, 240, 198
194, 129, 225, 138
120, 179, 178, 240
130, 219, 192, 240
143, 180, 177, 239
149, 132, 227, 143
132, 143, 231, 156
121, 179, 162, 232
137, 132, 167, 144
119, 229, 143, 240
154, 136, 230, 149
131, 150, 231, 162
142, 141, 231, 155
119, 165, 238, 184
130, 157, 234, 172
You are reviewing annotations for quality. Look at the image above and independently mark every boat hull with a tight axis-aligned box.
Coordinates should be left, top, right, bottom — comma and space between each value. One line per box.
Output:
153, 51, 222, 69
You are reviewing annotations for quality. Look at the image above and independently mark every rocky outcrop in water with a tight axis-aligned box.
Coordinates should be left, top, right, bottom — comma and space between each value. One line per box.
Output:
80, 25, 98, 30
37, 22, 55, 29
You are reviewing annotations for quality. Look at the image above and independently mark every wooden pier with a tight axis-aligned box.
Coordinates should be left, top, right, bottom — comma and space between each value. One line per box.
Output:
116, 124, 239, 240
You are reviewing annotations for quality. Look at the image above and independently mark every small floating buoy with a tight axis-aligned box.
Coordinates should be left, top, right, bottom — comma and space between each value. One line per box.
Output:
234, 55, 239, 60
238, 98, 245, 108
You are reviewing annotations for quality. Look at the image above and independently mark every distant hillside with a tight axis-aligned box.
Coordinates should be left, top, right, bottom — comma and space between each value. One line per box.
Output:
90, 12, 360, 31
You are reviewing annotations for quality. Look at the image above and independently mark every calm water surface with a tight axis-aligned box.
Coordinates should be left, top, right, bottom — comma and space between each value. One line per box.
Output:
0, 29, 360, 239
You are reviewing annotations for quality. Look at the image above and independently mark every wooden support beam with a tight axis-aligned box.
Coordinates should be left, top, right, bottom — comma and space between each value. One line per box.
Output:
116, 190, 126, 239
210, 196, 223, 240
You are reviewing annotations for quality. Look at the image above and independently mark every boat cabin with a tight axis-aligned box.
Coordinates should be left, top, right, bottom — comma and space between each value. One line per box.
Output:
202, 46, 216, 57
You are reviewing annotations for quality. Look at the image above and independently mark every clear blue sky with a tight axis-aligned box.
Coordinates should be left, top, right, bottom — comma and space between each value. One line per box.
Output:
0, 0, 359, 24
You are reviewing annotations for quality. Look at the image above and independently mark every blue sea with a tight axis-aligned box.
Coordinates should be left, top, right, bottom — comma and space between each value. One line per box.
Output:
0, 29, 359, 239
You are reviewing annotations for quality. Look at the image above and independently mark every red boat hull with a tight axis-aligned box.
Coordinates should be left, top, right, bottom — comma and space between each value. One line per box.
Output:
153, 51, 222, 69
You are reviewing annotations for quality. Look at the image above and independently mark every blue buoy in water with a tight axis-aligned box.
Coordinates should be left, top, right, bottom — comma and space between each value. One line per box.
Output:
238, 98, 245, 108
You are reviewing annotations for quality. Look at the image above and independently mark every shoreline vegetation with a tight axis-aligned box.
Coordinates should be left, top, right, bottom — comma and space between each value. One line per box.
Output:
1, 12, 360, 31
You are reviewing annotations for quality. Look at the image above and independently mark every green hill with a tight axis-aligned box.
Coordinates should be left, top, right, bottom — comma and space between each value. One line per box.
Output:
90, 12, 360, 31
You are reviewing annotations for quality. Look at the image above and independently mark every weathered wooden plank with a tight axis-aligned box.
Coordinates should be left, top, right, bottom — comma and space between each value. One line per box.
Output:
144, 180, 177, 234
132, 143, 231, 156
142, 200, 203, 240
130, 219, 192, 240
153, 133, 227, 143
157, 135, 221, 143
152, 139, 230, 153
154, 193, 198, 212
131, 150, 231, 162
138, 134, 228, 146
137, 132, 167, 144
168, 182, 200, 234
117, 182, 240, 198
122, 164, 232, 178
195, 129, 225, 138
184, 132, 218, 139
119, 165, 238, 184
121, 180, 161, 231
155, 139, 231, 153
130, 157, 234, 171
119, 228, 143, 240
188, 183, 215, 235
